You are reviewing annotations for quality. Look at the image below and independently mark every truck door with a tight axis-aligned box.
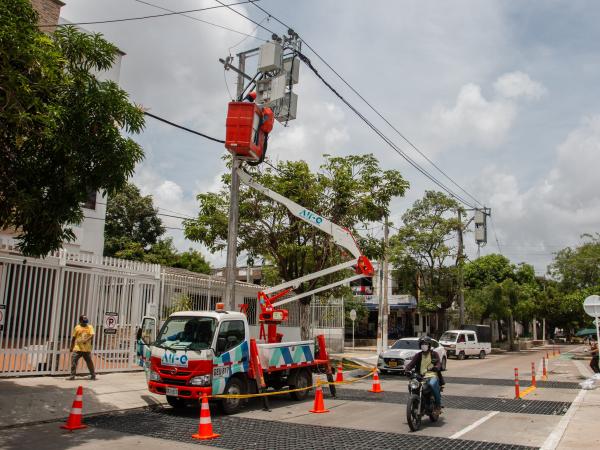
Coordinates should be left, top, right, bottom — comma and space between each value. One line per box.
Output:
212, 319, 250, 394
466, 332, 477, 354
136, 316, 157, 378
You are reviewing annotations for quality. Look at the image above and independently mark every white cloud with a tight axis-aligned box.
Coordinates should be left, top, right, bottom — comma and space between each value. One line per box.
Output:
494, 71, 547, 100
473, 115, 600, 272
427, 72, 545, 150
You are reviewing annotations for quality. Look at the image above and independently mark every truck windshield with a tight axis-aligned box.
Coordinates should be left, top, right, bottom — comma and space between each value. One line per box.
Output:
391, 339, 420, 350
156, 317, 216, 351
440, 332, 458, 342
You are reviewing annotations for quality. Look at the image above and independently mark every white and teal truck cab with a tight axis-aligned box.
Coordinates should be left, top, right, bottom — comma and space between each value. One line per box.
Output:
137, 304, 334, 414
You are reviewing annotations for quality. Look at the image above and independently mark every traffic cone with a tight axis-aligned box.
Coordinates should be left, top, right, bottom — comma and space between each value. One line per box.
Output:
369, 369, 383, 393
60, 386, 87, 431
335, 362, 344, 383
309, 382, 329, 413
192, 394, 220, 440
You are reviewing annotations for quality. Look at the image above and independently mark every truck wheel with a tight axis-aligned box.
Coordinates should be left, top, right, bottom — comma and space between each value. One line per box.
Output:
479, 350, 486, 359
221, 377, 246, 415
457, 351, 466, 360
289, 369, 312, 401
166, 395, 186, 409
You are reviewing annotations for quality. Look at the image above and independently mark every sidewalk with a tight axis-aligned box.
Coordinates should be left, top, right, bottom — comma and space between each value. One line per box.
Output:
0, 372, 165, 428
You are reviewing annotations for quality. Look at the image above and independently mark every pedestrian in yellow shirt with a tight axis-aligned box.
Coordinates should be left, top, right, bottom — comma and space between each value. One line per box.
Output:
68, 315, 96, 380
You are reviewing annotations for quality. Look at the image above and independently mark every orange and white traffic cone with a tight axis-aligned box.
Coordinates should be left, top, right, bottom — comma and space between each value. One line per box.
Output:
192, 394, 220, 440
369, 369, 383, 393
60, 386, 87, 431
335, 362, 344, 383
309, 382, 329, 413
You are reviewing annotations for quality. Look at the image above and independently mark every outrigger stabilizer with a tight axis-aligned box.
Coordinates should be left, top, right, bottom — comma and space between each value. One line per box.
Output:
237, 168, 375, 344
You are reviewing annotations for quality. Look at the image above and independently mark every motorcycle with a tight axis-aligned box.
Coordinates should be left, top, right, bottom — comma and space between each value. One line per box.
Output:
405, 370, 442, 431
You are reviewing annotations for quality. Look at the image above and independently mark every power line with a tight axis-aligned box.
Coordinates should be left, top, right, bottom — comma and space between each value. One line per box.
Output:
143, 112, 225, 144
131, 0, 269, 42
214, 0, 277, 35
294, 51, 478, 210
249, 3, 485, 209
489, 215, 502, 254
39, 1, 260, 28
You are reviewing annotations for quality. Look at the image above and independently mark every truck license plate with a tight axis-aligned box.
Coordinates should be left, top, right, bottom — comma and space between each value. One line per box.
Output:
166, 387, 178, 396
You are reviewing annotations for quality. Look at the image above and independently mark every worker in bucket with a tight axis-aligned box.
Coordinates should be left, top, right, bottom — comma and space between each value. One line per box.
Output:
68, 315, 96, 380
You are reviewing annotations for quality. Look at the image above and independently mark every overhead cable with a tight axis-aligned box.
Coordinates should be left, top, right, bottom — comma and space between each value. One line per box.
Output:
249, 3, 484, 209
143, 112, 225, 144
295, 52, 477, 209
39, 1, 260, 28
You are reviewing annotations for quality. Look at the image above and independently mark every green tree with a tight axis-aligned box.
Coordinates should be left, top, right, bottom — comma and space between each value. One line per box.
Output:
390, 191, 463, 331
184, 154, 408, 338
549, 233, 600, 291
114, 237, 211, 275
1, 1, 144, 256
463, 254, 514, 289
104, 183, 165, 256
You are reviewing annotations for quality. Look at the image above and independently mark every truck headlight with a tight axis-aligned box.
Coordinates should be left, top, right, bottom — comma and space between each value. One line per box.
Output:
189, 375, 211, 386
149, 370, 161, 382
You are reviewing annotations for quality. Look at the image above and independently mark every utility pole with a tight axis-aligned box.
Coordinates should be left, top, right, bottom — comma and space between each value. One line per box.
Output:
382, 218, 390, 350
376, 260, 384, 354
223, 51, 247, 311
457, 209, 465, 328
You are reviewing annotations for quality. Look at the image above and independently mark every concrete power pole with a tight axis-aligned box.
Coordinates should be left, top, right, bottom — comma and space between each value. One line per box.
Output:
376, 260, 384, 354
223, 52, 247, 311
457, 209, 465, 328
382, 218, 390, 350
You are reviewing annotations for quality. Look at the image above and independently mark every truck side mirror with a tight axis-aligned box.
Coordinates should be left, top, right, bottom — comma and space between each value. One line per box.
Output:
217, 337, 227, 354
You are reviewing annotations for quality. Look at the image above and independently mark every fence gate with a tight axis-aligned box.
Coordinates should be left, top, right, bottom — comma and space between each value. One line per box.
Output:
311, 297, 345, 352
0, 254, 159, 377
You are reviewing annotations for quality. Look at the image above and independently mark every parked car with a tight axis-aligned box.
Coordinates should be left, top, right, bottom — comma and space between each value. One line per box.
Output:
377, 337, 447, 374
439, 329, 491, 360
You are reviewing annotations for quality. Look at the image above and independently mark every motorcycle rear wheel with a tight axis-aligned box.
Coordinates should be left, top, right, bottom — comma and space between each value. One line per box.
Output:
406, 394, 421, 432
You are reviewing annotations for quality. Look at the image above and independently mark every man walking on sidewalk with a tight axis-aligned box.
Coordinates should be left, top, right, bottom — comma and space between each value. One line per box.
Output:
68, 315, 96, 380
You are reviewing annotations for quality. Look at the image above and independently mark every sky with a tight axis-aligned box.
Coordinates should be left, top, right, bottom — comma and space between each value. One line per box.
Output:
58, 0, 600, 275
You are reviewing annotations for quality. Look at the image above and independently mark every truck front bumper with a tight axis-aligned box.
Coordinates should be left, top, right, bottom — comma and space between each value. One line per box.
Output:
148, 381, 211, 399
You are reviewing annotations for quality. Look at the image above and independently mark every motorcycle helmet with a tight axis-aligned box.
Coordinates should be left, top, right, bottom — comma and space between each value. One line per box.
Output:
418, 336, 433, 351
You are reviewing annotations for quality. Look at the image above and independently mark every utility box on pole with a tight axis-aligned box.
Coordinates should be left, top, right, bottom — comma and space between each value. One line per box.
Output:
258, 41, 282, 73
474, 209, 487, 245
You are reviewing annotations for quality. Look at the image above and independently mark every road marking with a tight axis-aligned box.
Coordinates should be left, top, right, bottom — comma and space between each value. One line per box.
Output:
539, 388, 586, 450
519, 385, 536, 398
540, 355, 591, 450
449, 411, 499, 439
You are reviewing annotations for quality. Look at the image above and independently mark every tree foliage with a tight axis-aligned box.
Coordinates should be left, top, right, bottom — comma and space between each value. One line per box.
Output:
549, 233, 600, 292
0, 1, 145, 256
185, 154, 408, 286
390, 191, 463, 313
104, 183, 165, 256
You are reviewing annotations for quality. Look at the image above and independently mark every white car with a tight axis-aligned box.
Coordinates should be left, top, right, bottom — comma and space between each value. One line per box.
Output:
377, 337, 447, 374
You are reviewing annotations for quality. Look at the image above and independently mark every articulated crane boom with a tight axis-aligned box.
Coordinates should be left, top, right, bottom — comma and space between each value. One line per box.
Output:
237, 168, 375, 343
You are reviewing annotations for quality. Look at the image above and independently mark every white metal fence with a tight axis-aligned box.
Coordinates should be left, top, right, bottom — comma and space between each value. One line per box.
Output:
0, 246, 345, 376
0, 250, 160, 377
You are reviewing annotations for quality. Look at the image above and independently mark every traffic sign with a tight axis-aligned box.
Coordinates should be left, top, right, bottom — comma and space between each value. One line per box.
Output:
103, 312, 118, 335
583, 295, 600, 317
350, 309, 357, 321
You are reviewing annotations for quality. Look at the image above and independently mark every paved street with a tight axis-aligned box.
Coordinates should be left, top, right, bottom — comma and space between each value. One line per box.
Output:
1, 344, 598, 450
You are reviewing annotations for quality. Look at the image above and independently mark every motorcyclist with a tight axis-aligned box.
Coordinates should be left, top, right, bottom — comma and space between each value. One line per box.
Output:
404, 336, 444, 413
